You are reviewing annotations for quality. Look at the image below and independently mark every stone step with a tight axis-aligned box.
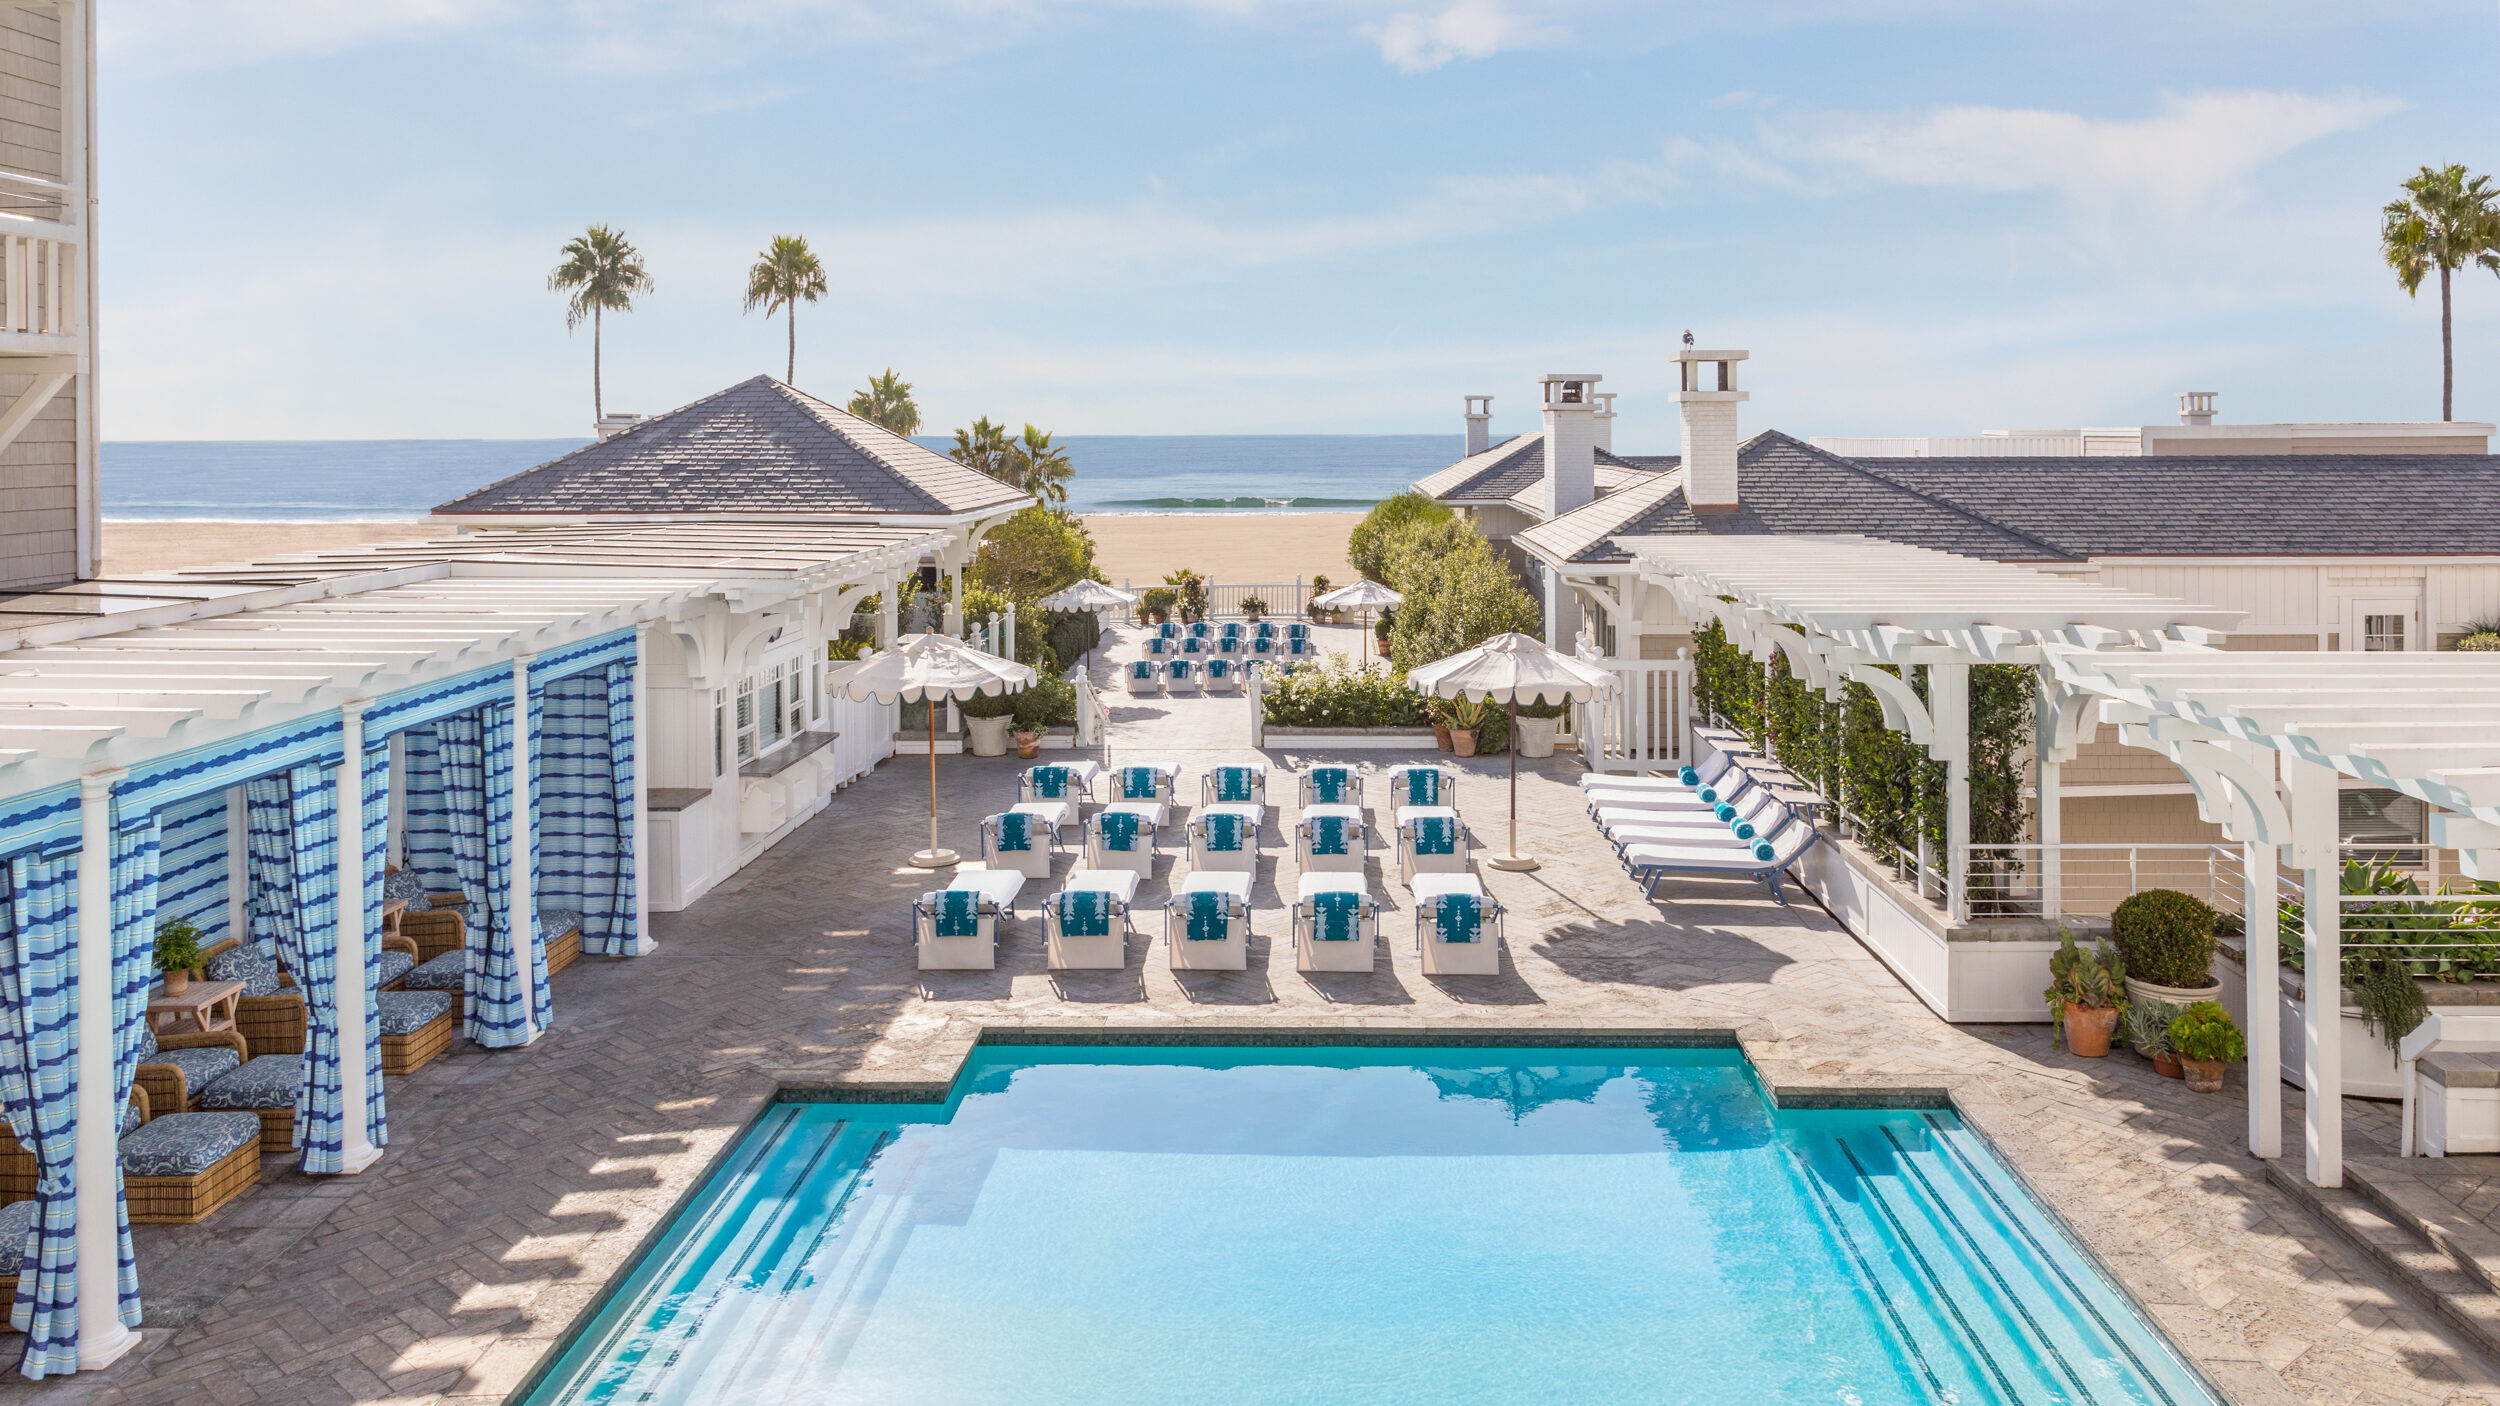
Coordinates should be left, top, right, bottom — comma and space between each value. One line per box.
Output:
2267, 1161, 2500, 1365
2344, 1154, 2500, 1299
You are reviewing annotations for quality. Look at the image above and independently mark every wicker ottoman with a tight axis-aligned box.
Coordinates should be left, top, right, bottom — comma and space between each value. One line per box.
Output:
0, 1197, 29, 1301
542, 908, 583, 976
120, 1091, 262, 1225
379, 990, 457, 1076
192, 1054, 301, 1157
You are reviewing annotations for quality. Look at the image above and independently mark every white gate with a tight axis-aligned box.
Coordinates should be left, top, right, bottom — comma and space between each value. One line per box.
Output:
1578, 658, 1692, 772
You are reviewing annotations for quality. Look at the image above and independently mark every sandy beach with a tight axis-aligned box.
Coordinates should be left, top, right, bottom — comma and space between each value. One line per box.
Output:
102, 512, 1363, 589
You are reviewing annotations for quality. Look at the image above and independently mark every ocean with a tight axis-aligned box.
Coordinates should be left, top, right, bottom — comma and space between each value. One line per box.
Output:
99, 434, 1463, 520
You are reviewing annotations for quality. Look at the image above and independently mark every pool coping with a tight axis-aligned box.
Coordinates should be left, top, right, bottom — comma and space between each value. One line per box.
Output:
506, 1021, 2292, 1406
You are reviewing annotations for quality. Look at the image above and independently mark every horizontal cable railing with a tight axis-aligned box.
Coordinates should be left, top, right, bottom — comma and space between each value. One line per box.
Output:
1963, 843, 2249, 921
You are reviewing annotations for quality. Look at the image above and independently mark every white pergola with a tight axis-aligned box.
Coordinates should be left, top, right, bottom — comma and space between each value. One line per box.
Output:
2049, 648, 2500, 1187
1619, 534, 2245, 920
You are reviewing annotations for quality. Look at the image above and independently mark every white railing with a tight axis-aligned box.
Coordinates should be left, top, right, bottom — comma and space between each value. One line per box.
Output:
1963, 843, 2253, 921
0, 224, 76, 339
1578, 656, 1691, 770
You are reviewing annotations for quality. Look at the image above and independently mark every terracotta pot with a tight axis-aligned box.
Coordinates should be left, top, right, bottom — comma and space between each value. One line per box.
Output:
1451, 729, 1478, 758
1376, 637, 1392, 658
162, 967, 189, 996
2063, 1005, 2118, 1058
1433, 723, 1454, 751
2181, 1057, 2226, 1093
2152, 1049, 2183, 1079
1013, 731, 1042, 759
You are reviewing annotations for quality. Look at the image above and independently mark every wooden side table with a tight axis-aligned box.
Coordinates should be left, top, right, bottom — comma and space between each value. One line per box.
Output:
147, 979, 243, 1037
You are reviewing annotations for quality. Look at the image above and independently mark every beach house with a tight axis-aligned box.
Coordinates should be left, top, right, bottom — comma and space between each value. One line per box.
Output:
0, 5, 93, 592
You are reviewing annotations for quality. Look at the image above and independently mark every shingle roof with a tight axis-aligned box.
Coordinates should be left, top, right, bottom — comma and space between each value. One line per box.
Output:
435, 375, 1032, 518
1499, 456, 1672, 516
1863, 454, 2500, 557
1412, 433, 1545, 502
1516, 432, 2073, 566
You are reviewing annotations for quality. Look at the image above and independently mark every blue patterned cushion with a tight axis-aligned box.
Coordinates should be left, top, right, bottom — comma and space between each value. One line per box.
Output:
1311, 891, 1362, 941
1252, 637, 1274, 654
195, 1054, 302, 1112
931, 889, 983, 938
403, 951, 464, 992
1097, 811, 1143, 852
204, 943, 282, 998
1207, 658, 1231, 678
1132, 658, 1156, 677
537, 908, 582, 941
376, 948, 416, 987
1212, 768, 1256, 803
382, 868, 426, 904
1056, 890, 1113, 937
1411, 815, 1457, 856
151, 1044, 241, 1095
120, 1112, 260, 1178
993, 811, 1036, 851
1202, 813, 1246, 852
0, 1199, 30, 1273
1027, 766, 1072, 799
120, 1093, 144, 1137
378, 989, 454, 1037
1435, 894, 1483, 943
1309, 768, 1353, 804
1307, 815, 1352, 856
1181, 891, 1231, 942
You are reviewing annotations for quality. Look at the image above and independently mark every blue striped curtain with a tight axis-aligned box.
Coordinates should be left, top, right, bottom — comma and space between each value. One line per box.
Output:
0, 842, 79, 1376
435, 713, 489, 913
242, 777, 296, 963
399, 725, 461, 897
155, 794, 230, 948
528, 684, 551, 1020
282, 761, 345, 1173
469, 700, 545, 1045
540, 672, 636, 958
104, 810, 155, 1330
358, 740, 389, 1146
602, 662, 638, 954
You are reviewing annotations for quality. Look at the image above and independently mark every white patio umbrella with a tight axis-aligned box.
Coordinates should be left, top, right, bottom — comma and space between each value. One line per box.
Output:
1312, 579, 1402, 654
1409, 632, 1617, 872
833, 631, 1038, 868
1035, 580, 1139, 668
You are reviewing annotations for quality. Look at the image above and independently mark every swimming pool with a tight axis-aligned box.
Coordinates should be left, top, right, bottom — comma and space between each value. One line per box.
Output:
524, 1046, 2218, 1405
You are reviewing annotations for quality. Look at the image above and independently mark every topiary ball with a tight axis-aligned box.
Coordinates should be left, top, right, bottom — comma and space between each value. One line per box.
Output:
2110, 888, 2220, 988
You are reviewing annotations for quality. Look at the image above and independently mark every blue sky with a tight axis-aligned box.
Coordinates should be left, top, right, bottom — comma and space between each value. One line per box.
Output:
99, 1, 2499, 448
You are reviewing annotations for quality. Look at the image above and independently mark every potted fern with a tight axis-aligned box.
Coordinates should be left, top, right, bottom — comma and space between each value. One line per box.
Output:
2167, 1001, 2245, 1093
2044, 929, 2126, 1058
154, 916, 203, 996
1240, 595, 1267, 622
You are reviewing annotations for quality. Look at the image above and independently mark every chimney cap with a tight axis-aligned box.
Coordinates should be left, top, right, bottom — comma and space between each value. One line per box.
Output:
2178, 390, 2217, 426
1673, 347, 1749, 363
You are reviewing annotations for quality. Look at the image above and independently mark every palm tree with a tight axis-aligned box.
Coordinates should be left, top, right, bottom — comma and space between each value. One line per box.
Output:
949, 416, 1013, 481
2382, 164, 2500, 421
547, 225, 654, 423
848, 368, 921, 435
742, 234, 827, 385
1004, 424, 1073, 505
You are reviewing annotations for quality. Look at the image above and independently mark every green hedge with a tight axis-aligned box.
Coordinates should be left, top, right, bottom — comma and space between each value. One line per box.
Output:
1262, 660, 1429, 729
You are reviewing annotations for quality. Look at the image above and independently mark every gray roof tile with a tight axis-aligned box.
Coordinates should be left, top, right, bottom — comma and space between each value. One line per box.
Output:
435, 375, 1032, 518
1412, 433, 1545, 502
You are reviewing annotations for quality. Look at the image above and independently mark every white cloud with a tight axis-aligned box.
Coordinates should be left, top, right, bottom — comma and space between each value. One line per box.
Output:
1784, 90, 2402, 210
100, 0, 511, 74
1360, 0, 1552, 72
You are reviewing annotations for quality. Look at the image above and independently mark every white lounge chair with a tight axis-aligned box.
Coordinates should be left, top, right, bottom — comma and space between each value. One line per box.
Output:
1204, 657, 1241, 694
1168, 872, 1251, 971
1021, 762, 1090, 805
1619, 817, 1818, 905
1299, 764, 1362, 809
1046, 870, 1141, 970
914, 888, 1001, 970
1201, 764, 1268, 810
1294, 808, 1366, 875
1106, 763, 1176, 827
1395, 808, 1471, 885
2401, 1013, 2500, 1156
1125, 658, 1164, 695
1165, 659, 1200, 695
979, 810, 1057, 879
1187, 809, 1258, 874
1084, 809, 1158, 879
1413, 873, 1501, 976
1293, 873, 1376, 972
1387, 765, 1456, 828
1601, 788, 1783, 844
1011, 800, 1074, 838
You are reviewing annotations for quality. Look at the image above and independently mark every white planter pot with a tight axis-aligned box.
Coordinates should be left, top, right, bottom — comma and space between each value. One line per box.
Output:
2125, 975, 2223, 1010
966, 714, 1013, 757
1515, 715, 1561, 759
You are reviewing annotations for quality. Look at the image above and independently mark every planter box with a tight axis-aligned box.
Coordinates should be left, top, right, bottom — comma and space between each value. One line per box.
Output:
1262, 726, 1439, 750
2215, 941, 2500, 1100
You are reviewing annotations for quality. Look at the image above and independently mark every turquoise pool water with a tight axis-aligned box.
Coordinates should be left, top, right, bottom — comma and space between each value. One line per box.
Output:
525, 1047, 2217, 1405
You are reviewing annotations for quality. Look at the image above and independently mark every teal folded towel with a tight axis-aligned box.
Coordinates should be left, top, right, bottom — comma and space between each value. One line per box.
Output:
1209, 659, 1231, 678
1098, 810, 1143, 850
1203, 812, 1247, 851
1132, 659, 1155, 677
1311, 890, 1362, 941
1028, 766, 1071, 799
1212, 768, 1256, 802
1307, 815, 1351, 856
932, 889, 983, 937
1182, 891, 1230, 941
1404, 770, 1440, 806
1119, 766, 1160, 800
994, 811, 1035, 851
1436, 893, 1482, 944
1411, 815, 1457, 856
1057, 889, 1113, 937
1310, 768, 1351, 804
1752, 839, 1776, 862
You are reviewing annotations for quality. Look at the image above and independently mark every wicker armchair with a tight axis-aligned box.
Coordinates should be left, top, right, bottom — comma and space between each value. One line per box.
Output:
199, 932, 420, 1058
134, 1025, 249, 1115
399, 894, 468, 964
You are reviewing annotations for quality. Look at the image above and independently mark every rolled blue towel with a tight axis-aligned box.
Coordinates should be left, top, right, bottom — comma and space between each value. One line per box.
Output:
1679, 767, 1700, 785
1752, 839, 1776, 862
1698, 786, 1718, 805
1715, 803, 1737, 822
1731, 820, 1756, 840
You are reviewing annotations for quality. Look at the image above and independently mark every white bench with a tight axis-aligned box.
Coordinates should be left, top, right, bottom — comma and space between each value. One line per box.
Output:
2402, 1013, 2500, 1156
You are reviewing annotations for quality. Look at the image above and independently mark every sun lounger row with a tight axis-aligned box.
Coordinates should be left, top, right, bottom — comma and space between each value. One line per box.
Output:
1580, 751, 1822, 905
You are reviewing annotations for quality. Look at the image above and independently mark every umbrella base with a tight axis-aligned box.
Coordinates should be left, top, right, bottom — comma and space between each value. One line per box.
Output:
1484, 853, 1540, 872
909, 849, 962, 869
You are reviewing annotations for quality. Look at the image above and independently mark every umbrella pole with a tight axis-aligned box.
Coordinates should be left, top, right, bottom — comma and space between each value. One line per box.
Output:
912, 691, 958, 868
1487, 695, 1538, 872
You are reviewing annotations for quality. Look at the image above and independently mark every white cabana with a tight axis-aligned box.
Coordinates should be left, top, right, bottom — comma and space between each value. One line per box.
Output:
832, 632, 1037, 867
1409, 632, 1616, 871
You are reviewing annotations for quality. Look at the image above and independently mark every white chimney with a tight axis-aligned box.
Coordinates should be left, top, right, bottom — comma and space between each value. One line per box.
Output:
2178, 391, 2216, 426
595, 412, 645, 441
1593, 392, 1617, 454
1673, 348, 1748, 512
1539, 374, 1600, 518
1463, 395, 1493, 456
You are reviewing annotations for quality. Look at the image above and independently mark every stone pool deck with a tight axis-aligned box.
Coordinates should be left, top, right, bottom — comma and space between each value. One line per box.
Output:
8, 630, 2500, 1404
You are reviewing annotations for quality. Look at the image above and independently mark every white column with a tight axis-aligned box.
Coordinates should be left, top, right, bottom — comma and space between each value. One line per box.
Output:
2245, 837, 2282, 1159
630, 627, 656, 955
1931, 664, 1971, 925
877, 578, 897, 647
224, 785, 247, 944
73, 769, 138, 1370
944, 564, 964, 634
331, 702, 382, 1173
510, 654, 540, 1040
385, 731, 408, 867
2035, 695, 2062, 922
1005, 601, 1018, 662
2286, 756, 2340, 1186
